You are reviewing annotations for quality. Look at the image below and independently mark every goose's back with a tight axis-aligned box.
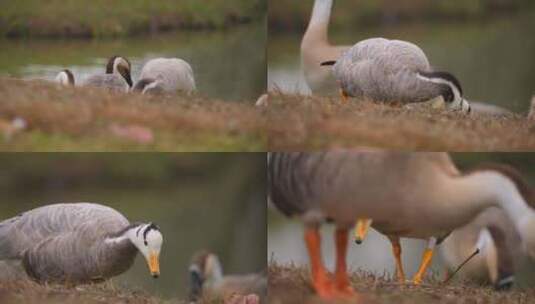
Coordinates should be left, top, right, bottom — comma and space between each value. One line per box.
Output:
333, 38, 440, 103
140, 58, 196, 93
82, 74, 129, 92
0, 203, 129, 259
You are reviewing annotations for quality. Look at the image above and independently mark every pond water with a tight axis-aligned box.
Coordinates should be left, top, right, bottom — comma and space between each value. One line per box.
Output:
0, 154, 267, 300
0, 24, 266, 102
268, 13, 535, 113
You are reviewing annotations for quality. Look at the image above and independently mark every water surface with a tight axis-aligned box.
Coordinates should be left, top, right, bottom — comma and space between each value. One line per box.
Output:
0, 24, 266, 102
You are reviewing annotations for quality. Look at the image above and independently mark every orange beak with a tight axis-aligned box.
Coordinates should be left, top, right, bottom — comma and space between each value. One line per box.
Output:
147, 252, 160, 278
354, 218, 373, 244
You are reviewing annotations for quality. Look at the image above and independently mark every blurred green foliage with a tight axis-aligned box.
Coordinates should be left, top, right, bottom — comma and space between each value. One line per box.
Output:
269, 0, 535, 32
0, 0, 265, 37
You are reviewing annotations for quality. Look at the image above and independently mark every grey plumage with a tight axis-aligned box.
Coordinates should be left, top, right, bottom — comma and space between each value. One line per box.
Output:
331, 38, 470, 111
82, 56, 132, 93
134, 58, 196, 95
0, 203, 144, 283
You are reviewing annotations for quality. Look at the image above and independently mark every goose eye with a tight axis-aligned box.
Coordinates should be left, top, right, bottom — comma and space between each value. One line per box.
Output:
144, 240, 148, 246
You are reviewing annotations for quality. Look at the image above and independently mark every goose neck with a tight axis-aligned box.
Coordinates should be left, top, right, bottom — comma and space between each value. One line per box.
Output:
303, 0, 333, 47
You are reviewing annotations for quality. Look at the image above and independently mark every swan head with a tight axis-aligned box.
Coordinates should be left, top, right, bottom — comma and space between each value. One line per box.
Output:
188, 251, 223, 300
132, 78, 163, 95
416, 71, 471, 114
126, 222, 163, 278
55, 69, 75, 86
106, 55, 133, 87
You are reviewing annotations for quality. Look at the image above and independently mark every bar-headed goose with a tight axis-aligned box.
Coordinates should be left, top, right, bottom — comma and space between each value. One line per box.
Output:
268, 152, 535, 299
301, 0, 349, 94
133, 58, 196, 95
0, 202, 163, 284
188, 251, 266, 302
55, 69, 75, 86
82, 56, 133, 92
322, 41, 470, 113
440, 164, 533, 289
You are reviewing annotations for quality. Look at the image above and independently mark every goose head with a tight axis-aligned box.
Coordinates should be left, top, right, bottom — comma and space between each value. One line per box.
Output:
469, 165, 535, 260
189, 251, 223, 300
132, 78, 163, 95
55, 69, 75, 86
416, 71, 471, 114
106, 55, 133, 87
125, 222, 163, 278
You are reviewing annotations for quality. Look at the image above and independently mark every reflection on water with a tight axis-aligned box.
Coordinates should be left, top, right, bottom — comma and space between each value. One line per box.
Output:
0, 24, 266, 102
268, 13, 535, 113
0, 154, 266, 299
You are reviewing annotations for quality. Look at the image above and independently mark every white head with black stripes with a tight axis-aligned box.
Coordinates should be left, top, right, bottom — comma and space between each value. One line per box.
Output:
417, 71, 471, 114
126, 222, 163, 277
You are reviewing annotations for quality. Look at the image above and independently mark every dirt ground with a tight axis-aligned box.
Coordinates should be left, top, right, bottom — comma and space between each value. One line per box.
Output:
0, 78, 265, 151
268, 262, 535, 304
266, 93, 535, 151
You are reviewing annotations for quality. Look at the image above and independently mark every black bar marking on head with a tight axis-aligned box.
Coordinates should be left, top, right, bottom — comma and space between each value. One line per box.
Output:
320, 60, 337, 66
143, 222, 160, 245
418, 71, 463, 96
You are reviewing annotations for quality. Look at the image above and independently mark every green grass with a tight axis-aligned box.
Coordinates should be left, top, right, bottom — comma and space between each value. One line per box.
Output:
0, 0, 265, 37
0, 78, 266, 151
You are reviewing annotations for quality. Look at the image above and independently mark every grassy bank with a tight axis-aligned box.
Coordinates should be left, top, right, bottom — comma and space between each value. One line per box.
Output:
269, 0, 535, 32
0, 78, 266, 151
0, 280, 173, 304
0, 0, 265, 38
266, 93, 535, 151
269, 262, 535, 304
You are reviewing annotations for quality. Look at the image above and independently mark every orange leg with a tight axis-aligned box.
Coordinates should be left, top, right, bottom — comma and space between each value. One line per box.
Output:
412, 237, 437, 285
388, 237, 406, 283
334, 228, 356, 296
340, 89, 349, 103
304, 227, 335, 298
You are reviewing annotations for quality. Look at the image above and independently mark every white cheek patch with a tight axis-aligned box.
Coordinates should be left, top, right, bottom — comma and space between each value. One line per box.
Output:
114, 57, 130, 74
416, 73, 470, 113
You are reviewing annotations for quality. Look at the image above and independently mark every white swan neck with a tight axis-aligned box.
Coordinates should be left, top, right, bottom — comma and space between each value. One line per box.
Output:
303, 0, 333, 46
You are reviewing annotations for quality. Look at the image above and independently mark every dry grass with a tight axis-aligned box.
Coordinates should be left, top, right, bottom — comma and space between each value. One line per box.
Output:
268, 262, 535, 304
0, 78, 266, 151
266, 93, 535, 151
0, 279, 173, 304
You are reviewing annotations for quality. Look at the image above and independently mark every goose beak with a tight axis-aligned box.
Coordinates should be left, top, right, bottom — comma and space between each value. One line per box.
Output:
354, 218, 372, 244
147, 252, 160, 278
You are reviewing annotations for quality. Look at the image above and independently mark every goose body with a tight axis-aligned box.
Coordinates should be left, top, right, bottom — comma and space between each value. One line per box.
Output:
268, 152, 535, 299
189, 251, 266, 302
133, 58, 196, 95
330, 39, 470, 112
0, 202, 162, 284
82, 56, 133, 93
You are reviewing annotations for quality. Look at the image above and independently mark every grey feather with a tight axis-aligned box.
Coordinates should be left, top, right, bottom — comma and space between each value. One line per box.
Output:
0, 203, 137, 283
333, 38, 444, 103
136, 58, 196, 94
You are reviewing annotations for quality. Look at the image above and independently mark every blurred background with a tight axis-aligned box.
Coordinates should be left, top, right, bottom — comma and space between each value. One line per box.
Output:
268, 153, 535, 286
0, 0, 266, 101
268, 0, 535, 113
0, 153, 266, 299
